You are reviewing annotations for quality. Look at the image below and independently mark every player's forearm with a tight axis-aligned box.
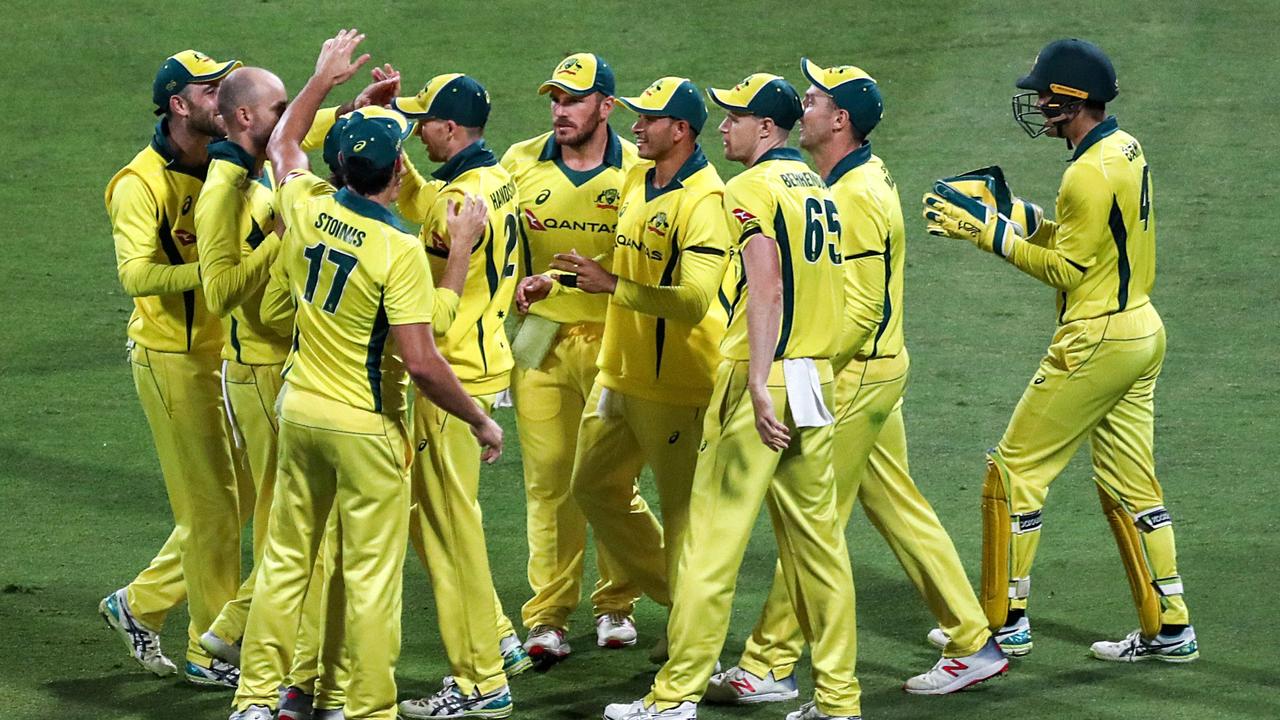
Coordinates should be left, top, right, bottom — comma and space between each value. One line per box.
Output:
395, 323, 489, 426
268, 73, 335, 178
117, 259, 201, 297
1026, 217, 1057, 248
612, 250, 722, 323
743, 235, 783, 390
833, 256, 885, 370
1005, 238, 1086, 291
202, 235, 281, 316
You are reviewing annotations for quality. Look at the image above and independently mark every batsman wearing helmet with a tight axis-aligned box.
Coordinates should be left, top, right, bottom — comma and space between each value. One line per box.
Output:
922, 38, 1197, 663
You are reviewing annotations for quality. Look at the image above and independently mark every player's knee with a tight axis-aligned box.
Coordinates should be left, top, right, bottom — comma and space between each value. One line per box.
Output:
1132, 505, 1172, 533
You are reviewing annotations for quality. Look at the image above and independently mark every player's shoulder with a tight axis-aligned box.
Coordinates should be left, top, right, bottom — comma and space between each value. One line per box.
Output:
501, 131, 553, 170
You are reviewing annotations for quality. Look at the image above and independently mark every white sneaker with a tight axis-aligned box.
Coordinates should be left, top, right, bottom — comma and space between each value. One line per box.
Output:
904, 638, 1009, 695
230, 705, 274, 720
1090, 626, 1199, 663
926, 627, 949, 650
524, 625, 571, 664
499, 634, 533, 677
98, 588, 177, 677
184, 658, 240, 689
602, 699, 695, 720
596, 613, 638, 648
704, 666, 798, 704
398, 683, 513, 718
784, 701, 860, 720
994, 616, 1033, 657
200, 630, 242, 667
278, 685, 315, 720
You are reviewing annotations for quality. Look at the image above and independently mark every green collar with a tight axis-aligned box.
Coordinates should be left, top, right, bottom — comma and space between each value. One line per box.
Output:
538, 127, 625, 186
1070, 115, 1119, 161
150, 118, 209, 180
206, 138, 258, 176
432, 140, 498, 182
334, 187, 410, 233
824, 142, 872, 186
753, 146, 803, 167
645, 144, 709, 202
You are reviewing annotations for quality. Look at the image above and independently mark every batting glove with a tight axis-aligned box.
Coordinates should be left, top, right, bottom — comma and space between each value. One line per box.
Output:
923, 180, 1025, 258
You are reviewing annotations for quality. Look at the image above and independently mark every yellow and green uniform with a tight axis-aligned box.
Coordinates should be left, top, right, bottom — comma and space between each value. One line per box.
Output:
398, 140, 522, 696
235, 170, 430, 720
500, 128, 645, 631
567, 146, 729, 608
649, 147, 859, 715
105, 119, 241, 667
990, 117, 1188, 627
735, 143, 993, 688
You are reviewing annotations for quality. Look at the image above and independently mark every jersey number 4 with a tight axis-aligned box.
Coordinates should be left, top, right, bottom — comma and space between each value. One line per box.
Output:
803, 197, 842, 264
302, 242, 359, 314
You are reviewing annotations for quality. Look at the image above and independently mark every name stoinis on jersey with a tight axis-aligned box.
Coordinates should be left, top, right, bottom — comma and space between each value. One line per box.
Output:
315, 212, 366, 246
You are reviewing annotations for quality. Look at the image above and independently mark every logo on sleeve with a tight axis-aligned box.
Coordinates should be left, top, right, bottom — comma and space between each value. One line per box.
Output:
430, 230, 449, 252
731, 207, 756, 226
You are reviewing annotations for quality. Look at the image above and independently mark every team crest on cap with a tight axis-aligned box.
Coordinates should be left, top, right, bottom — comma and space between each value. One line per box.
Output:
647, 211, 669, 236
595, 188, 620, 210
557, 58, 584, 76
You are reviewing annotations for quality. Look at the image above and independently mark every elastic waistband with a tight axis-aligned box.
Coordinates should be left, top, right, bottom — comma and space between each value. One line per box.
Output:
723, 358, 834, 387
279, 384, 404, 435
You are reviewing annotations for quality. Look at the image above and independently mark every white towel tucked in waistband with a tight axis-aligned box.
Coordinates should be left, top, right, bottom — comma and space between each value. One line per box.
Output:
783, 358, 833, 428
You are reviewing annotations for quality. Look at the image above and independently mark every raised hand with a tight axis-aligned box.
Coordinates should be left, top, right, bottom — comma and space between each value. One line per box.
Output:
313, 28, 371, 87
356, 63, 402, 109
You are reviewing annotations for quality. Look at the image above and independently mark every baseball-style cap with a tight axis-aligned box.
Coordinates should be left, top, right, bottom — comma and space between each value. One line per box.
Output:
538, 53, 616, 96
326, 106, 415, 173
393, 74, 491, 127
339, 115, 405, 172
617, 77, 708, 135
152, 50, 242, 115
800, 57, 884, 136
707, 73, 803, 130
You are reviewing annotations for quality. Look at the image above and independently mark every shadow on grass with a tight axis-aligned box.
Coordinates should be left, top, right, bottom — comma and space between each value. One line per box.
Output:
44, 672, 231, 720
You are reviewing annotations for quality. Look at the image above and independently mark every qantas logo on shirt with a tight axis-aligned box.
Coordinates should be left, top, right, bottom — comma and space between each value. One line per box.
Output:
430, 230, 448, 252
173, 228, 197, 246
731, 207, 756, 225
595, 188, 620, 210
523, 208, 614, 234
523, 208, 546, 231
616, 233, 663, 261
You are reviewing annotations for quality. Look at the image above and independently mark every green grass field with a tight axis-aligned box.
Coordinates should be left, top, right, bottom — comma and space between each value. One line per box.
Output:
2, 1, 1277, 718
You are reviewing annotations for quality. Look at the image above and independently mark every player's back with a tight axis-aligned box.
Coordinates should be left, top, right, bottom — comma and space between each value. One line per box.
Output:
274, 171, 433, 418
719, 148, 844, 362
1055, 118, 1155, 323
827, 145, 906, 359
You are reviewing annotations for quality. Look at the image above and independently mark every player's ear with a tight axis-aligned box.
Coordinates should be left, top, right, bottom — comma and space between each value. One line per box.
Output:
169, 93, 187, 119
599, 94, 615, 118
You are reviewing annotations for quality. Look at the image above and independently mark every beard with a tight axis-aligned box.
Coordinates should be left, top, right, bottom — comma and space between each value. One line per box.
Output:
556, 112, 603, 149
188, 106, 224, 137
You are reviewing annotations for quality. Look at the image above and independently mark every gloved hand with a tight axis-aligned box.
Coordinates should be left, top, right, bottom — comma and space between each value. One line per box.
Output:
923, 180, 1024, 257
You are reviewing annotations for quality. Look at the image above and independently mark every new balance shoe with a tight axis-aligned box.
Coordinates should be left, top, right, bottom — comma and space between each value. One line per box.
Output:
524, 625, 571, 666
500, 634, 533, 677
903, 638, 1009, 695
784, 701, 860, 720
602, 699, 696, 720
398, 683, 513, 719
200, 630, 242, 667
98, 588, 177, 677
185, 658, 240, 689
278, 685, 315, 720
704, 666, 798, 704
229, 704, 273, 720
1090, 626, 1199, 663
595, 612, 638, 648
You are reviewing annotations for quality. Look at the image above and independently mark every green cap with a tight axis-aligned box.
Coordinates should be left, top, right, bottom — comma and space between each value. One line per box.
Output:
618, 77, 708, 135
151, 49, 241, 115
707, 73, 803, 130
339, 116, 404, 172
393, 73, 492, 127
800, 57, 884, 136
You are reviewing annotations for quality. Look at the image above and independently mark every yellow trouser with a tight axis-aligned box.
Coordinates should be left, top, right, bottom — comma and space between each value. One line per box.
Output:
571, 380, 706, 609
124, 345, 241, 665
235, 387, 412, 720
408, 392, 516, 696
996, 303, 1189, 625
740, 351, 990, 673
287, 508, 350, 710
511, 322, 640, 629
649, 360, 859, 717
208, 360, 283, 644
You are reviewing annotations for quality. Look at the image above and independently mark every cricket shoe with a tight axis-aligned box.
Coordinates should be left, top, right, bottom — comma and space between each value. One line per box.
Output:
602, 699, 696, 720
500, 634, 533, 677
185, 657, 240, 689
784, 701, 860, 720
1090, 626, 1199, 663
903, 638, 1009, 695
398, 683, 513, 719
704, 666, 798, 704
929, 617, 1032, 657
200, 630, 242, 667
229, 705, 273, 720
278, 685, 314, 720
98, 588, 177, 677
524, 625, 571, 666
596, 612, 638, 648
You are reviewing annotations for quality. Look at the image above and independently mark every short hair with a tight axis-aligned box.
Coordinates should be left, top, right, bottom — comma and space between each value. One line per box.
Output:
344, 157, 395, 196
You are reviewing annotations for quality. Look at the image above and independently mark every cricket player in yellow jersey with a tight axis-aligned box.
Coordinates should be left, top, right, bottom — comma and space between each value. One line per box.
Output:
231, 30, 503, 720
605, 73, 854, 720
517, 77, 729, 635
500, 52, 645, 661
706, 60, 1008, 703
392, 73, 531, 719
923, 38, 1197, 663
99, 48, 247, 688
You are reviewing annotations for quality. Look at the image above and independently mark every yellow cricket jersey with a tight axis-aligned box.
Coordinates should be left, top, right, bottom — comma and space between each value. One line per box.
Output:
826, 143, 906, 360
719, 147, 844, 362
500, 128, 646, 324
595, 146, 729, 406
415, 140, 518, 395
264, 170, 435, 418
1009, 117, 1157, 325
106, 120, 224, 354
